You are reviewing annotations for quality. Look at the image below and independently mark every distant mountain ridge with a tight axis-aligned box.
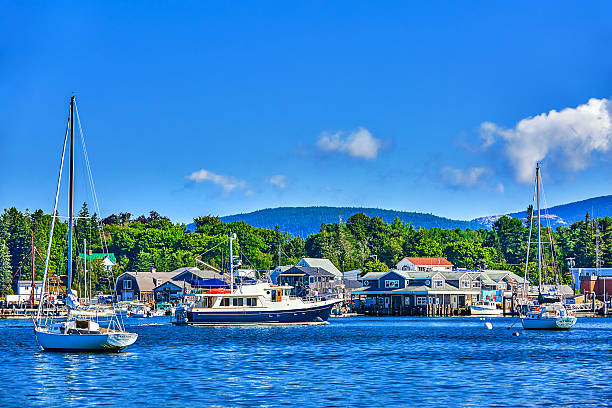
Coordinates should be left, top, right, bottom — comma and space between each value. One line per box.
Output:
186, 195, 612, 236
472, 195, 612, 228
214, 206, 483, 237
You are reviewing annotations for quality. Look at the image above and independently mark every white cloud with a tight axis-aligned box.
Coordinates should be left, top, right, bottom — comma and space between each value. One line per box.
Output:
267, 174, 287, 189
496, 183, 505, 194
440, 167, 487, 188
316, 127, 382, 159
187, 169, 246, 193
480, 98, 612, 183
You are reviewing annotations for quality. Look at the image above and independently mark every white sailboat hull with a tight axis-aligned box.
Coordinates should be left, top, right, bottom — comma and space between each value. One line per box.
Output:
521, 316, 577, 330
35, 327, 138, 352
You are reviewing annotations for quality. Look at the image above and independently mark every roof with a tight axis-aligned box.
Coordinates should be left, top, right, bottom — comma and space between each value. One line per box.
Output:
78, 253, 116, 263
439, 271, 470, 281
402, 257, 453, 266
171, 267, 222, 280
342, 279, 363, 289
360, 272, 387, 280
353, 282, 480, 295
154, 280, 192, 291
280, 266, 335, 277
119, 271, 177, 293
298, 258, 342, 276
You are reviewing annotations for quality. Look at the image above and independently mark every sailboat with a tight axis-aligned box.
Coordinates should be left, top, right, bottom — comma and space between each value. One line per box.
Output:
521, 163, 577, 330
34, 96, 138, 351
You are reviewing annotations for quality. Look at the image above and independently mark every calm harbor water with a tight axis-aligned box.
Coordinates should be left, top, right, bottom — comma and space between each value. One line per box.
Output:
0, 316, 610, 407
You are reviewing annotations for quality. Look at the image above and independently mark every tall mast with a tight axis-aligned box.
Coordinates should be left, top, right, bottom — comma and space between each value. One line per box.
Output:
67, 96, 75, 295
84, 238, 87, 300
31, 230, 35, 304
536, 162, 542, 294
229, 232, 235, 293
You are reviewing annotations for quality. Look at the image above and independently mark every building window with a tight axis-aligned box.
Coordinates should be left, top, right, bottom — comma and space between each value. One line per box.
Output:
433, 280, 443, 288
232, 298, 244, 306
416, 297, 427, 305
123, 280, 132, 290
220, 298, 230, 306
385, 280, 400, 288
472, 281, 480, 288
246, 297, 258, 306
404, 297, 410, 306
363, 280, 370, 286
461, 280, 470, 288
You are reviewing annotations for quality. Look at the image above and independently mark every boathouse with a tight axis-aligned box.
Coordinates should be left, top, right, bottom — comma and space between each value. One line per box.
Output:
277, 266, 336, 298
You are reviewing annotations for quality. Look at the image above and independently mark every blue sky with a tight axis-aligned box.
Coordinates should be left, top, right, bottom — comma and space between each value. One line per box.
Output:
2, 1, 612, 223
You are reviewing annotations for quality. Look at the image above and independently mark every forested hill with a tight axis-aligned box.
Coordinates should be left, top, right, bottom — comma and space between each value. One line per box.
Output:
210, 207, 483, 237
473, 195, 612, 228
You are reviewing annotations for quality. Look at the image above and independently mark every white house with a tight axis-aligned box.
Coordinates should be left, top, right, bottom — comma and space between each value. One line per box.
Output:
396, 257, 454, 272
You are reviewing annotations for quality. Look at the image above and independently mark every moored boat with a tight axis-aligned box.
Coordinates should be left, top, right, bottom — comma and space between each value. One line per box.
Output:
521, 303, 577, 330
520, 163, 576, 331
174, 233, 341, 326
470, 300, 502, 316
34, 96, 138, 352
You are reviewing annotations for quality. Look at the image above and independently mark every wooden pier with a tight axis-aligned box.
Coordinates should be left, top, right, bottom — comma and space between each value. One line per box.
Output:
0, 306, 67, 319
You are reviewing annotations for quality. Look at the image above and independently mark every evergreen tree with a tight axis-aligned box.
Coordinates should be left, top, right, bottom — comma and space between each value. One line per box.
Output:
0, 239, 12, 293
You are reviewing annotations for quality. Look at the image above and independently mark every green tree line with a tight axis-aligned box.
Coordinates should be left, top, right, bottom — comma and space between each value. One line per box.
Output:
1, 204, 610, 294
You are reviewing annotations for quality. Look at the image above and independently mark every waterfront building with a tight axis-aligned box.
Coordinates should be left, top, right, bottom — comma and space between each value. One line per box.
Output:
395, 257, 453, 272
115, 267, 221, 302
352, 269, 525, 315
277, 266, 336, 298
269, 265, 292, 284
578, 268, 612, 299
153, 280, 192, 302
5, 280, 45, 304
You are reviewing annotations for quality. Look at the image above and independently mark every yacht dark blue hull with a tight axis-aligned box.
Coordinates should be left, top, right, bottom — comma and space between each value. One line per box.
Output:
177, 302, 337, 325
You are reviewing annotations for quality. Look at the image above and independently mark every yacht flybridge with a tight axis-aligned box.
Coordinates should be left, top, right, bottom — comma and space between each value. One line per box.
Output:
520, 163, 577, 330
174, 234, 341, 325
34, 96, 137, 351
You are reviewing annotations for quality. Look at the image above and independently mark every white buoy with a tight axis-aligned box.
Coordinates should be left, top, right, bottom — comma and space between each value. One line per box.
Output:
485, 321, 493, 330
512, 331, 519, 337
